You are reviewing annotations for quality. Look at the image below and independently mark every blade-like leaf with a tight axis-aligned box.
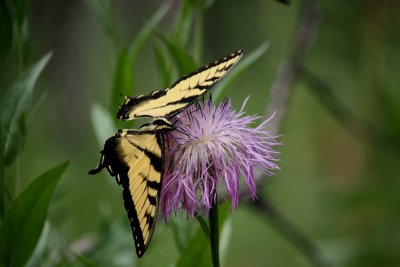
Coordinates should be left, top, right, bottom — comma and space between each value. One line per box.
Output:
170, 0, 193, 48
0, 161, 69, 267
1, 52, 52, 165
91, 102, 116, 147
0, 0, 12, 60
213, 42, 269, 103
110, 4, 169, 113
75, 255, 100, 267
176, 228, 210, 267
154, 44, 173, 87
128, 3, 170, 62
155, 31, 197, 75
110, 48, 133, 113
169, 217, 188, 253
10, 0, 29, 27
219, 204, 232, 267
195, 213, 210, 241
85, 0, 114, 38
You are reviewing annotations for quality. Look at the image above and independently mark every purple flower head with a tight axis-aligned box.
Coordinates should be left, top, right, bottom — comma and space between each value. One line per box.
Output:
161, 97, 280, 219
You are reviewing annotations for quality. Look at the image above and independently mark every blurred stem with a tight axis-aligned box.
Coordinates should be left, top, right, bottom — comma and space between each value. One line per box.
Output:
251, 195, 333, 267
266, 0, 320, 134
300, 67, 400, 161
193, 0, 204, 62
209, 195, 220, 267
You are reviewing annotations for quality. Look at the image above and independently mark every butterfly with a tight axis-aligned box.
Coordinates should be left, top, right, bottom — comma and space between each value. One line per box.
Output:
89, 50, 243, 257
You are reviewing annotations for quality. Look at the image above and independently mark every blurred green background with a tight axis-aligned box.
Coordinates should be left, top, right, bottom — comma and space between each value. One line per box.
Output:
1, 0, 400, 266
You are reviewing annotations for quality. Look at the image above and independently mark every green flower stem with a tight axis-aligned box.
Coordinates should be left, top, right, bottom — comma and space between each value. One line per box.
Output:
209, 195, 220, 267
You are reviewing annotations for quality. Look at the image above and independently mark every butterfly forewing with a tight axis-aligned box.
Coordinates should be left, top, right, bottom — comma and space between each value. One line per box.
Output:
117, 50, 243, 120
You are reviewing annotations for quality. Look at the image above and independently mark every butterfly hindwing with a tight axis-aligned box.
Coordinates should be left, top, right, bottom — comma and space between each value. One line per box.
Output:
89, 127, 165, 257
117, 49, 243, 120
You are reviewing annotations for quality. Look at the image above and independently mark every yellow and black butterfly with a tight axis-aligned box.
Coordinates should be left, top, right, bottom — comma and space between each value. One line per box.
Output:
89, 50, 243, 257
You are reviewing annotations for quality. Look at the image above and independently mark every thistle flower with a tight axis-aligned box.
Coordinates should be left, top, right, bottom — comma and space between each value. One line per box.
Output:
161, 98, 280, 219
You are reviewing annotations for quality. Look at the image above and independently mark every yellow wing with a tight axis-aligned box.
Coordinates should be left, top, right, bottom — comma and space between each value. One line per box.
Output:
117, 49, 243, 120
89, 128, 164, 257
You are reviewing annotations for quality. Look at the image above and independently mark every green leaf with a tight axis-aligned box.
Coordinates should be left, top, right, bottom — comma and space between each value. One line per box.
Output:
186, 0, 215, 10
110, 48, 133, 113
110, 4, 169, 113
85, 0, 114, 38
75, 255, 100, 267
170, 0, 193, 48
218, 204, 232, 267
155, 31, 198, 75
0, 161, 69, 267
195, 213, 210, 240
0, 0, 12, 60
176, 204, 231, 267
213, 42, 269, 103
176, 228, 210, 267
127, 3, 170, 62
10, 0, 29, 27
169, 217, 188, 253
154, 44, 173, 87
0, 52, 52, 166
217, 203, 230, 230
21, 19, 30, 64
91, 102, 116, 147
25, 222, 50, 267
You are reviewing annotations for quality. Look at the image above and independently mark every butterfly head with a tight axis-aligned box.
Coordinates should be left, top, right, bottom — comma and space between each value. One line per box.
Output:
117, 101, 134, 120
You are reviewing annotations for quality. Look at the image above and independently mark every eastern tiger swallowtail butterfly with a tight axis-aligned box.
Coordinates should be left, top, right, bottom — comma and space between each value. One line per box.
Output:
89, 50, 243, 257
117, 49, 243, 122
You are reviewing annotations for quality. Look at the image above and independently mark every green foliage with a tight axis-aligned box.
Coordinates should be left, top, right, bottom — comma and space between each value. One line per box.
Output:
2, 0, 400, 267
85, 0, 115, 39
154, 44, 173, 87
176, 204, 231, 267
155, 31, 198, 75
213, 42, 269, 103
109, 3, 169, 113
110, 48, 133, 113
176, 228, 210, 267
91, 102, 116, 147
0, 0, 12, 60
9, 0, 29, 27
0, 53, 51, 166
0, 161, 69, 267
